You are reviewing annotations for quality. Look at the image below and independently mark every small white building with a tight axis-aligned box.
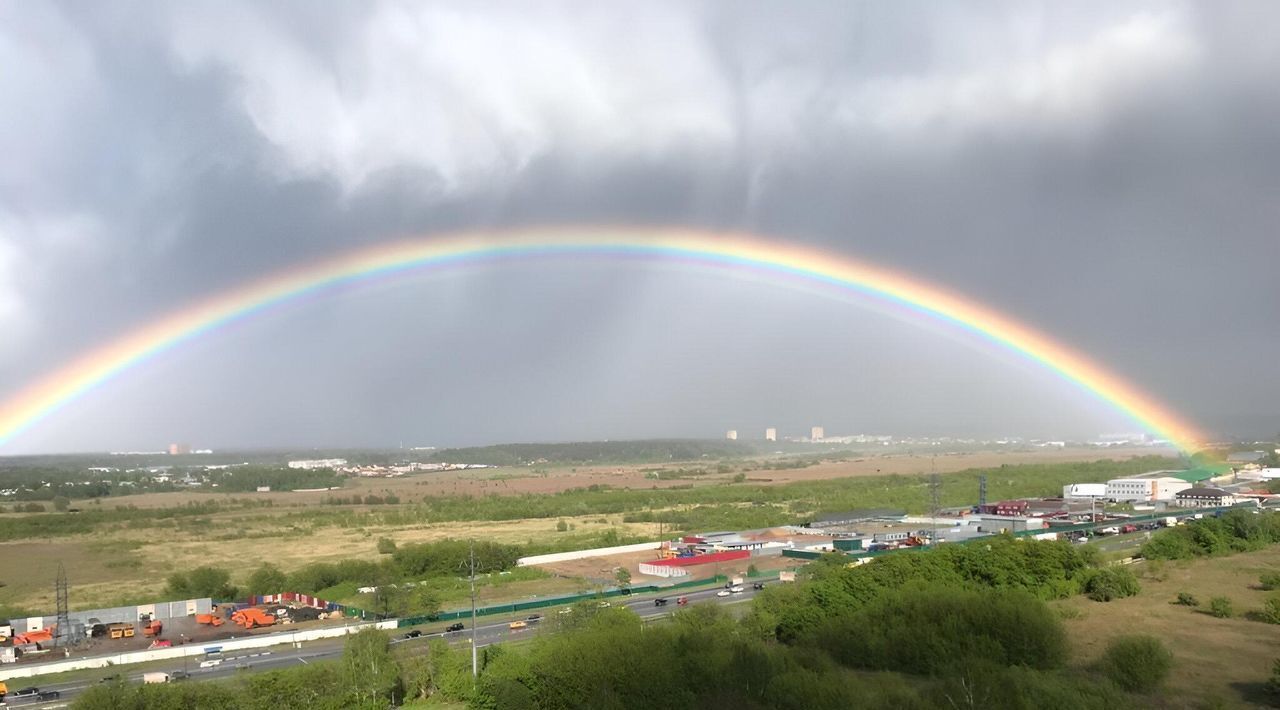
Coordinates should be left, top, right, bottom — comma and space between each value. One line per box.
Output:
1106, 477, 1191, 503
1174, 487, 1237, 508
1062, 483, 1108, 499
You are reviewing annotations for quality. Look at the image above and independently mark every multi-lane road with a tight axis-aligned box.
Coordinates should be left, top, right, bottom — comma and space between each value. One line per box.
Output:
8, 583, 765, 708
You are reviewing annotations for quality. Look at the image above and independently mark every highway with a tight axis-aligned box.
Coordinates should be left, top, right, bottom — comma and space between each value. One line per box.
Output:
7, 582, 765, 708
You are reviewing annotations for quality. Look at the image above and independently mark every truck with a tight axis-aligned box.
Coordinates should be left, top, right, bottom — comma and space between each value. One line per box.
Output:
143, 672, 171, 684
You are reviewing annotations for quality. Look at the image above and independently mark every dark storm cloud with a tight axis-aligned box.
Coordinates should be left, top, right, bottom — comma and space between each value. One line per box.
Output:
1, 1, 1278, 452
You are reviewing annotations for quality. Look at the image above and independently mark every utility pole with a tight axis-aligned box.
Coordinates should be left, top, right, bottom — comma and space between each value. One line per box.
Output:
929, 473, 941, 547
469, 539, 478, 679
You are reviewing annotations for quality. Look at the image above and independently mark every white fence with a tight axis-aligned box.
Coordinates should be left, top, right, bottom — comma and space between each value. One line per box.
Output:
637, 562, 689, 578
516, 541, 661, 567
0, 620, 398, 680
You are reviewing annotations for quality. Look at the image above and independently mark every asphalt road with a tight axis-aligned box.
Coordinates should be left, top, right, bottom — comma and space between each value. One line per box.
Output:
9, 583, 764, 708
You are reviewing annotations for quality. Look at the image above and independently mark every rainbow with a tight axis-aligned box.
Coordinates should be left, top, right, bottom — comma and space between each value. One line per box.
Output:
0, 227, 1204, 451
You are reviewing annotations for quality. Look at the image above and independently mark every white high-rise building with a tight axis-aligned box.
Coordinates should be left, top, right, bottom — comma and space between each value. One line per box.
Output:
811, 426, 824, 442
765, 428, 777, 442
726, 430, 738, 440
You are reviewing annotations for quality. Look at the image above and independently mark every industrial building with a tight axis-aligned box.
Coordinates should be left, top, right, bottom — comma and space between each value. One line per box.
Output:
1105, 477, 1191, 502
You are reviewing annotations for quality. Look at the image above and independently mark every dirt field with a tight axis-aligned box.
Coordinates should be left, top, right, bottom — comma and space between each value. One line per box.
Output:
1056, 547, 1280, 708
92, 446, 1162, 509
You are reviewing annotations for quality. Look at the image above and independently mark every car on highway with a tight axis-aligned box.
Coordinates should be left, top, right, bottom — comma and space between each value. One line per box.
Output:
12, 687, 39, 697
730, 586, 744, 594
508, 620, 528, 630
38, 690, 61, 700
653, 597, 669, 606
403, 629, 423, 639
597, 601, 611, 608
716, 590, 731, 597
752, 582, 765, 590
526, 614, 542, 622
557, 608, 573, 615
676, 596, 688, 606
170, 671, 191, 681
445, 622, 465, 632
100, 674, 122, 683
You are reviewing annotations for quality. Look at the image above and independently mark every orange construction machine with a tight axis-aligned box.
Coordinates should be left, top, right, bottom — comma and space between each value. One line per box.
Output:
143, 619, 163, 637
230, 608, 276, 629
194, 614, 224, 627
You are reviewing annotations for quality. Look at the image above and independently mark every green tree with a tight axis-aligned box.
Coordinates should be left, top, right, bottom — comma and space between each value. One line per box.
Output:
52, 495, 70, 512
342, 628, 402, 707
1098, 635, 1173, 692
615, 567, 631, 590
166, 566, 238, 600
246, 563, 287, 596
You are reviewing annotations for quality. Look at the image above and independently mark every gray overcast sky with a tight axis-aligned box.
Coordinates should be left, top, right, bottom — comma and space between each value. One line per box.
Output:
1, 1, 1277, 453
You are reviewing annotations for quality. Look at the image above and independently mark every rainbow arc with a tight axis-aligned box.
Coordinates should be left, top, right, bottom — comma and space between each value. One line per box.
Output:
0, 228, 1205, 451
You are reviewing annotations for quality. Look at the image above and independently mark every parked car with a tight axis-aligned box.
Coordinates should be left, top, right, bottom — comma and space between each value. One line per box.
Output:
508, 620, 527, 630
38, 690, 61, 700
653, 598, 669, 606
445, 622, 465, 632
403, 629, 423, 639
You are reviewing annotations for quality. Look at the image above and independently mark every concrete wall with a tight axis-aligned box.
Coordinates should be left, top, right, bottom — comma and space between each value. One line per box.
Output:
516, 541, 661, 567
0, 620, 398, 680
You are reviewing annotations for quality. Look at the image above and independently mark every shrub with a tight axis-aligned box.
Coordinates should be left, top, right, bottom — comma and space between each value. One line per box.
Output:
1208, 596, 1234, 619
1261, 595, 1280, 625
555, 519, 569, 532
376, 537, 397, 554
1260, 572, 1280, 591
1099, 635, 1173, 692
1175, 592, 1199, 607
1084, 567, 1141, 602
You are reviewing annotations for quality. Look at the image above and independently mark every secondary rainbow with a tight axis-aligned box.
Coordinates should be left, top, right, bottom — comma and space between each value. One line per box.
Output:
0, 227, 1205, 451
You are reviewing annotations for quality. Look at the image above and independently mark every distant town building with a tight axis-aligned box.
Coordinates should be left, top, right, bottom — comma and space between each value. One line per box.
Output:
810, 426, 824, 441
1174, 487, 1237, 508
167, 443, 191, 456
725, 430, 738, 441
287, 458, 348, 470
765, 427, 777, 442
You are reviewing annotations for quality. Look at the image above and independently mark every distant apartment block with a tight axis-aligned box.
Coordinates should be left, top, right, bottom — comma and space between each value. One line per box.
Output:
168, 443, 191, 456
726, 430, 738, 441
810, 426, 824, 441
765, 428, 777, 442
287, 458, 348, 470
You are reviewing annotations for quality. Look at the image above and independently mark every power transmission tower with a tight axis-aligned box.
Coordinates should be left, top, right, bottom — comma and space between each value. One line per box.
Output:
54, 562, 74, 649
